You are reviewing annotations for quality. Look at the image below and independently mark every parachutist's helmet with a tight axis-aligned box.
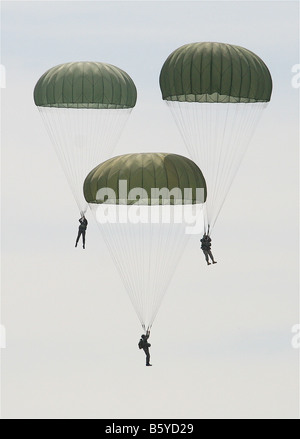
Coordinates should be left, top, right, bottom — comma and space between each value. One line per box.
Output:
141, 334, 146, 339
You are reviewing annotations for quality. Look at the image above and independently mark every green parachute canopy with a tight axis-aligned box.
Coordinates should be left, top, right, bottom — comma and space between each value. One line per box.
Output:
84, 152, 207, 205
159, 42, 272, 103
34, 62, 137, 109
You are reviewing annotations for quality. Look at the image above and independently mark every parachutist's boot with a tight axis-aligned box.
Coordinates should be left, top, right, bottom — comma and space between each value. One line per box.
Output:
213, 261, 217, 264
146, 364, 152, 366
207, 262, 211, 265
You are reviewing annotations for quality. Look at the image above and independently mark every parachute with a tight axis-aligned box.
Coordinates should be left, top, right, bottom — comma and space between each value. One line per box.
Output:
159, 42, 272, 233
84, 152, 207, 330
34, 61, 137, 213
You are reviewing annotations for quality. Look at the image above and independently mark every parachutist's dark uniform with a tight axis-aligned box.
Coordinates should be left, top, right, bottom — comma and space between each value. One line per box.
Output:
75, 217, 88, 249
139, 331, 152, 366
200, 234, 217, 265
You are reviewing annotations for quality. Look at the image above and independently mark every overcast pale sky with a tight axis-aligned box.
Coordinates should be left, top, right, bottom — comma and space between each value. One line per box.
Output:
1, 1, 299, 419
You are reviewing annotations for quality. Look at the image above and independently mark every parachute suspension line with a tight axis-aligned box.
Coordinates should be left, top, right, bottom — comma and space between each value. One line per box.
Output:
209, 103, 267, 230
168, 101, 211, 236
209, 103, 231, 223
39, 108, 81, 208
103, 219, 144, 327
146, 205, 203, 328
91, 205, 195, 330
38, 107, 132, 213
40, 107, 81, 212
132, 210, 177, 329
147, 214, 174, 328
206, 103, 240, 231
103, 209, 146, 328
140, 208, 179, 329
99, 207, 154, 329
166, 101, 268, 232
107, 211, 147, 328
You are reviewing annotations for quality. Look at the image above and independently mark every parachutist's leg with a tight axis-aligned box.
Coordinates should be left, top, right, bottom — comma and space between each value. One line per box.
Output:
208, 250, 217, 264
82, 231, 86, 249
75, 230, 81, 247
203, 250, 210, 265
144, 348, 151, 366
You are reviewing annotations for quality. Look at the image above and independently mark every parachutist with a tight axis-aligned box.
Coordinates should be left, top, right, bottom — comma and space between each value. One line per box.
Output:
84, 153, 207, 329
138, 330, 152, 366
75, 214, 88, 249
200, 234, 217, 265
